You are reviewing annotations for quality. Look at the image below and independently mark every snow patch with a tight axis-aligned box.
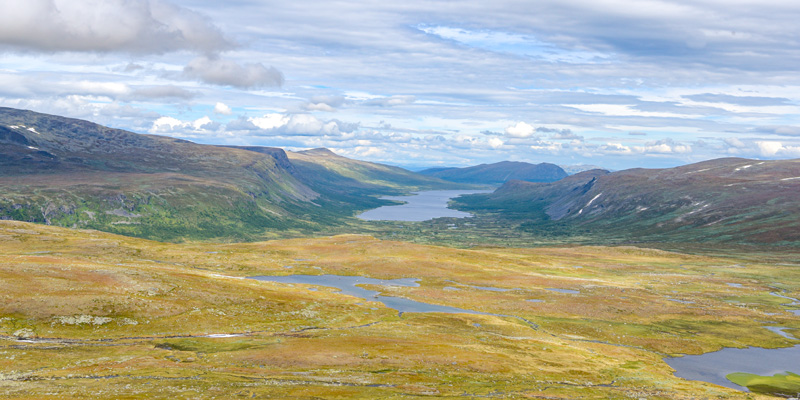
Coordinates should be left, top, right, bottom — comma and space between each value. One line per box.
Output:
27, 127, 39, 134
780, 177, 800, 181
577, 193, 602, 215
734, 164, 753, 171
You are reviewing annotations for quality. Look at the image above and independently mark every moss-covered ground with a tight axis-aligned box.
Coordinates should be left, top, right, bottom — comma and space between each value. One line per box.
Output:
1, 220, 798, 399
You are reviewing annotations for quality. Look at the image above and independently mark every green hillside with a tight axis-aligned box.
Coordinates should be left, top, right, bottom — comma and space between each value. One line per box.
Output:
0, 108, 458, 242
454, 158, 800, 246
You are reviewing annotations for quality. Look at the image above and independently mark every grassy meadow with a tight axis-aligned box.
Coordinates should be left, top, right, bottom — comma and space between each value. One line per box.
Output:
1, 220, 798, 398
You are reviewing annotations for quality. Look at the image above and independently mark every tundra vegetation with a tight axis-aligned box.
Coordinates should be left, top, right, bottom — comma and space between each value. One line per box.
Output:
1, 221, 798, 399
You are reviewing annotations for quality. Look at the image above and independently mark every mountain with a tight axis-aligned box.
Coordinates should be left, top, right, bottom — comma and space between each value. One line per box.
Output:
453, 158, 800, 245
419, 161, 568, 185
559, 163, 607, 175
0, 107, 457, 241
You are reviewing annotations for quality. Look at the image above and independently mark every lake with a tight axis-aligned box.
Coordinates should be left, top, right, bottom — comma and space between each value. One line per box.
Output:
357, 190, 492, 221
665, 344, 800, 391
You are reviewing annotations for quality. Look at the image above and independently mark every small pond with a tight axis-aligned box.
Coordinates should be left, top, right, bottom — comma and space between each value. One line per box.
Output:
546, 288, 580, 294
248, 274, 485, 316
357, 190, 492, 222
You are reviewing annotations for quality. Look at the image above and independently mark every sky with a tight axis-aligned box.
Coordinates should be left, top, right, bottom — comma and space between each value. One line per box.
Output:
2, 0, 800, 170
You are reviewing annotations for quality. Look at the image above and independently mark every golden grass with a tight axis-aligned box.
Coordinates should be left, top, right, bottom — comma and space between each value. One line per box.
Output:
1, 220, 797, 399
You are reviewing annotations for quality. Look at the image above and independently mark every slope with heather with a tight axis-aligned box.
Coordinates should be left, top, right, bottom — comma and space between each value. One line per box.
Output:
454, 158, 800, 245
0, 108, 459, 241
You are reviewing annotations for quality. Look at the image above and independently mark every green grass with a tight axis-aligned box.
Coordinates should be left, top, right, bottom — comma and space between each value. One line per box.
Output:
727, 372, 800, 396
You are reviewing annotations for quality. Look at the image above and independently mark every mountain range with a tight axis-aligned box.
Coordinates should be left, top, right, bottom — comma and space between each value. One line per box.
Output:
0, 107, 457, 241
453, 158, 800, 245
3, 107, 800, 247
419, 161, 568, 185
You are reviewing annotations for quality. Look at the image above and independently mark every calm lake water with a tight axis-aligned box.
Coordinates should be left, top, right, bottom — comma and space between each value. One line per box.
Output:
248, 274, 485, 315
357, 190, 492, 221
665, 345, 800, 391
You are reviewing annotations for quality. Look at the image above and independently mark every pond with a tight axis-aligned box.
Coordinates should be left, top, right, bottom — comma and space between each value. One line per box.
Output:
665, 344, 800, 391
248, 274, 486, 316
357, 190, 492, 222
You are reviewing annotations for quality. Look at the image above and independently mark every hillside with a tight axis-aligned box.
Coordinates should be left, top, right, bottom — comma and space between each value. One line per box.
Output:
0, 108, 457, 241
419, 161, 568, 185
453, 158, 800, 245
1, 220, 797, 398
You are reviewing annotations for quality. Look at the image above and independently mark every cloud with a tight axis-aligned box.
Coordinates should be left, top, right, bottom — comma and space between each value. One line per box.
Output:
228, 113, 359, 137
628, 131, 647, 136
213, 102, 233, 115
126, 85, 199, 101
547, 128, 583, 140
151, 115, 220, 134
684, 93, 791, 106
488, 137, 504, 148
363, 95, 416, 107
754, 125, 800, 137
304, 95, 346, 112
755, 141, 800, 157
724, 137, 746, 148
637, 138, 692, 154
504, 121, 536, 138
183, 55, 283, 89
0, 0, 231, 54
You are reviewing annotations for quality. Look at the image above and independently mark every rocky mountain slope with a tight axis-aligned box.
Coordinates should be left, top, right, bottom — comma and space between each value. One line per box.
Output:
454, 158, 800, 245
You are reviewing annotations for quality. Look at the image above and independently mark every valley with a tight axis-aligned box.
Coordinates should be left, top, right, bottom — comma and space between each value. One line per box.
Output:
2, 108, 800, 398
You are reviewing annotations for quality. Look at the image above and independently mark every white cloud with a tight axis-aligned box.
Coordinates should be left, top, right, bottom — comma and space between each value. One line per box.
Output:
183, 55, 283, 89
232, 113, 358, 137
757, 141, 783, 156
504, 121, 536, 138
724, 137, 746, 148
151, 115, 219, 134
304, 95, 345, 112
213, 102, 233, 115
363, 95, 416, 107
600, 143, 633, 155
0, 0, 230, 54
488, 137, 504, 148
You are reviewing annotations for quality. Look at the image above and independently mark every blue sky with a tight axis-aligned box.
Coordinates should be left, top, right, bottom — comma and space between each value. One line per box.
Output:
2, 0, 800, 170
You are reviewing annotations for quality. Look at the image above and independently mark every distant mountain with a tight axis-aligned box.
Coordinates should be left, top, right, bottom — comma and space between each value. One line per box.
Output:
419, 161, 568, 185
559, 164, 607, 175
453, 158, 800, 245
0, 107, 458, 241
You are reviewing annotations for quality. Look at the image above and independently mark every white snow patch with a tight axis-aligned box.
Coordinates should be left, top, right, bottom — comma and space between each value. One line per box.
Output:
27, 146, 39, 150
585, 193, 602, 207
27, 127, 39, 134
9, 125, 20, 129
781, 177, 800, 181
734, 164, 753, 171
577, 193, 602, 215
